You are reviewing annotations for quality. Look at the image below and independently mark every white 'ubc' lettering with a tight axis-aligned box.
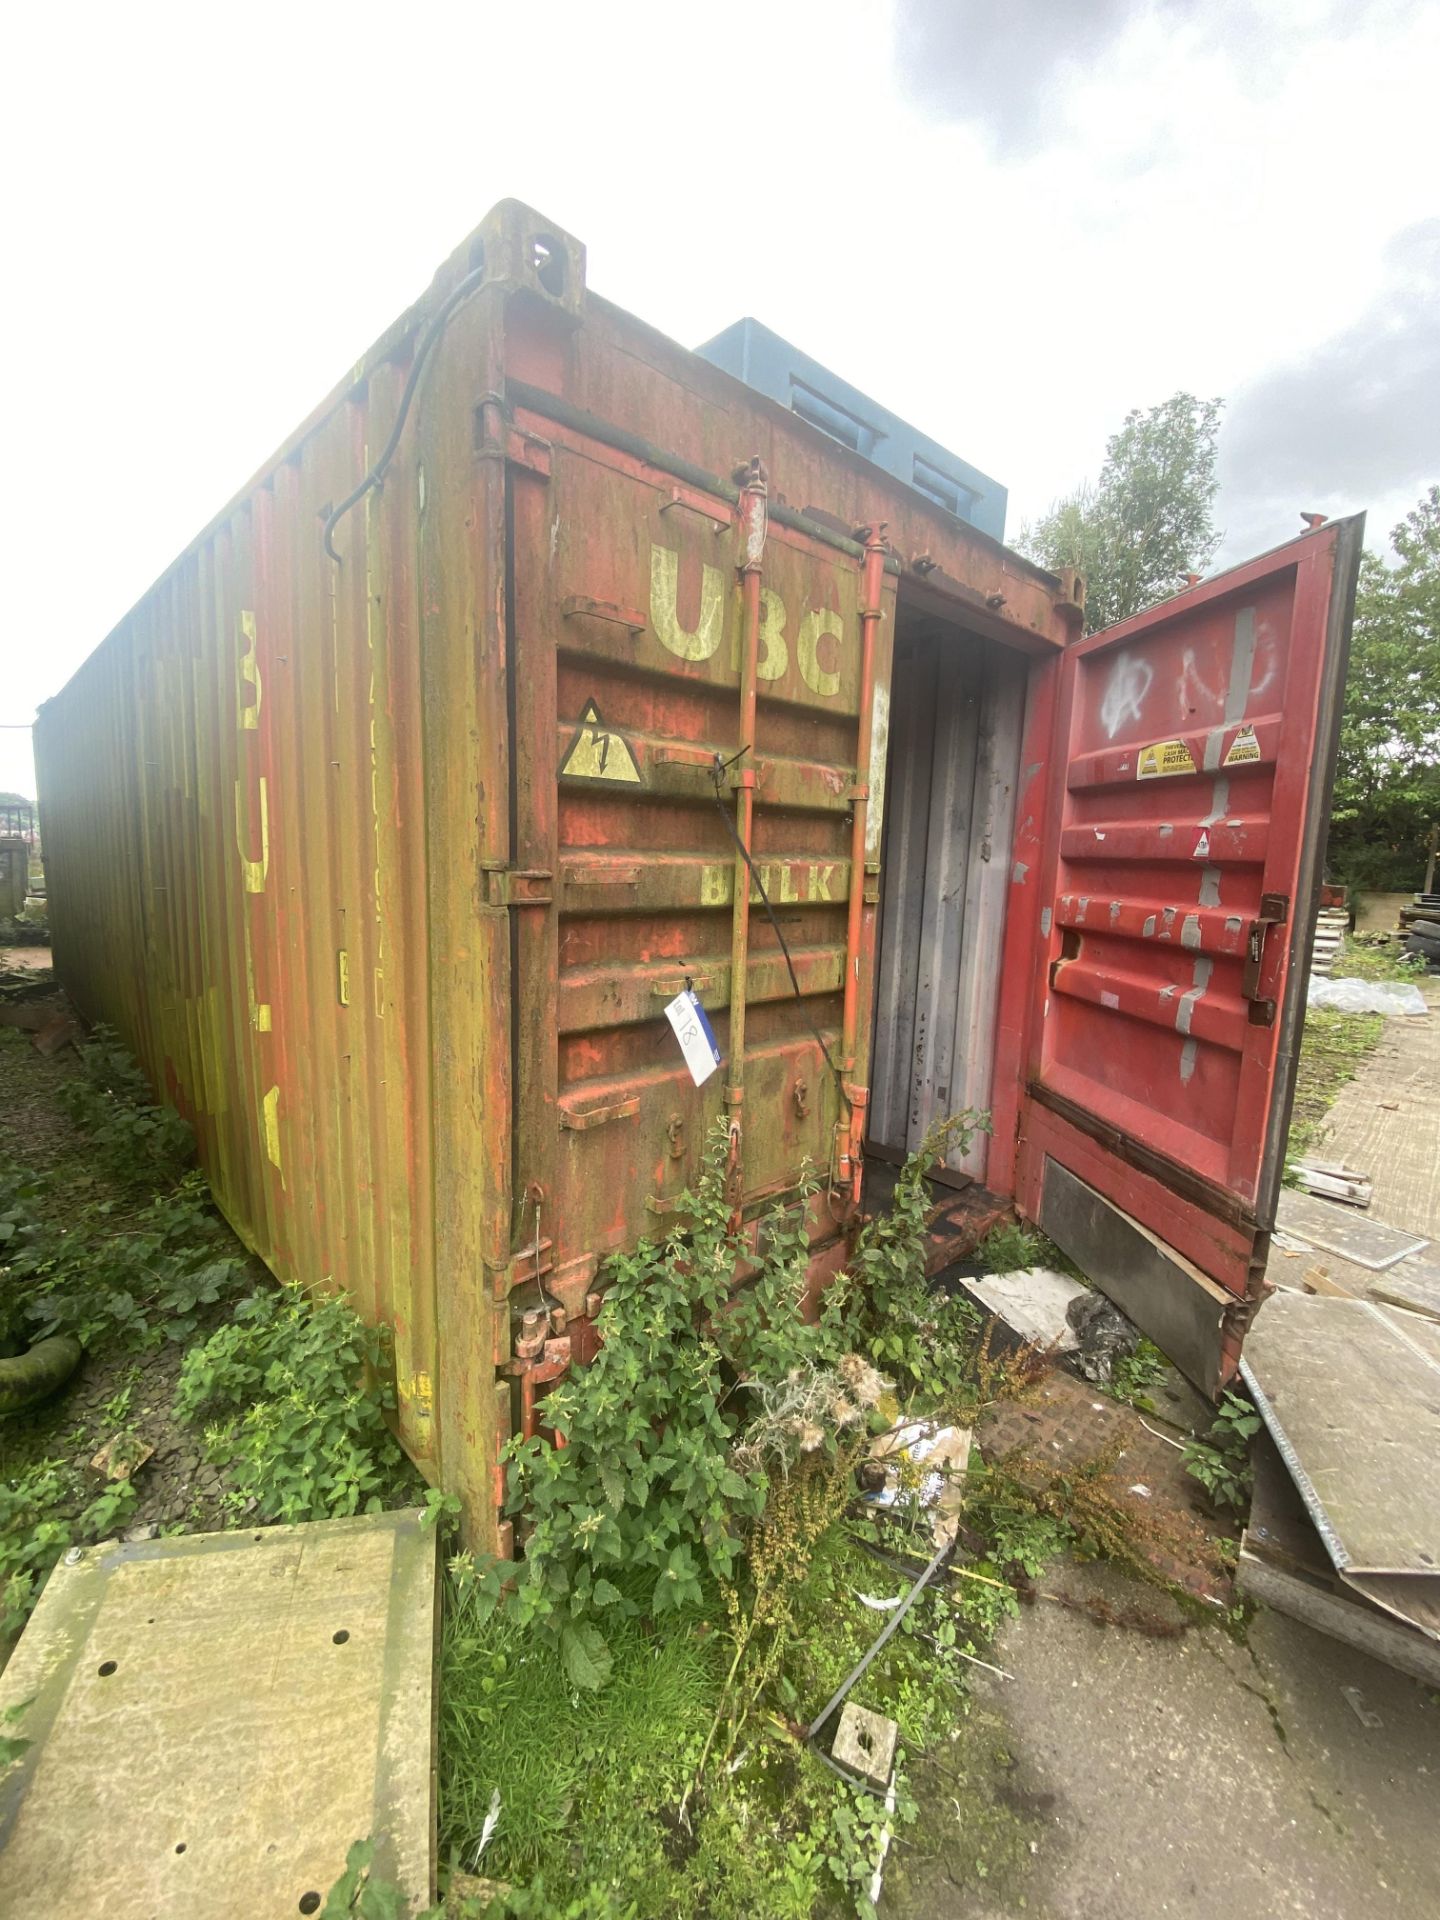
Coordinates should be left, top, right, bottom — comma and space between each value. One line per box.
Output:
650, 542, 845, 697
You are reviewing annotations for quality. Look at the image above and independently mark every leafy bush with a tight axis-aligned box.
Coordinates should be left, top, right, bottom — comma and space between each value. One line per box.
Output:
57, 1023, 193, 1189
975, 1219, 1046, 1273
174, 1282, 408, 1523
493, 1127, 843, 1681
1183, 1391, 1260, 1513
0, 1459, 138, 1638
1106, 1337, 1167, 1409
846, 1114, 987, 1401
0, 1164, 247, 1353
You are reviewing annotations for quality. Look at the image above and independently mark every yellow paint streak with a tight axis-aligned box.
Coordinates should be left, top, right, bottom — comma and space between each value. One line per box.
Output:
237, 610, 261, 730
235, 776, 269, 893
797, 608, 843, 697
262, 1084, 283, 1172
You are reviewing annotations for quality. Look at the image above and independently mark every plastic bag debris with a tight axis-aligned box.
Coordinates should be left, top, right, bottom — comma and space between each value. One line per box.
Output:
1307, 976, 1427, 1017
1065, 1291, 1140, 1385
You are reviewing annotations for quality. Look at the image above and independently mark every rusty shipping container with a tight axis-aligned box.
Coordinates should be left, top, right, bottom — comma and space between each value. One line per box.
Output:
36, 201, 1362, 1546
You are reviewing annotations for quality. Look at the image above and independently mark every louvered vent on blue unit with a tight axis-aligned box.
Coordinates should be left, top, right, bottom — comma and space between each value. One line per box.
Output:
694, 317, 1006, 542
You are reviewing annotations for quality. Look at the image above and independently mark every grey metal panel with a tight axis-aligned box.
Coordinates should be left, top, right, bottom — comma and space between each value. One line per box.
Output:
1275, 1187, 1430, 1272
1038, 1157, 1230, 1397
869, 634, 939, 1152
944, 650, 1026, 1180
912, 641, 981, 1151
1237, 1551, 1440, 1687
868, 629, 1026, 1174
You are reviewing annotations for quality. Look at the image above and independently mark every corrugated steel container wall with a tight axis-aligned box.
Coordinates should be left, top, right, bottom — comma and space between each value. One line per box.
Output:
37, 202, 1075, 1545
36, 240, 512, 1529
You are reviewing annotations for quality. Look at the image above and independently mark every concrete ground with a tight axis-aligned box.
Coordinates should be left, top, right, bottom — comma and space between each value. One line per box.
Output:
1320, 983, 1440, 1235
953, 1562, 1439, 1920
888, 996, 1440, 1920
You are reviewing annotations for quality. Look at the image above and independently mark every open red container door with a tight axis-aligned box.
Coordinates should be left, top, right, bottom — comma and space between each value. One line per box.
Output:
1012, 518, 1364, 1393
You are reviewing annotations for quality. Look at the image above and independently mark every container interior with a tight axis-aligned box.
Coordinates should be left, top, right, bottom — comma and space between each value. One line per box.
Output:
867, 598, 1027, 1192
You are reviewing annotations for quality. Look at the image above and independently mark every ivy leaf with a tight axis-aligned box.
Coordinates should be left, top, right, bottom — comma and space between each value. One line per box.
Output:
560, 1621, 613, 1692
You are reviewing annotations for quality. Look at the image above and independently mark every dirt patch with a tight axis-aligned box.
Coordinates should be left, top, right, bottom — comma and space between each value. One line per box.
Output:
8, 1321, 246, 1539
0, 948, 54, 975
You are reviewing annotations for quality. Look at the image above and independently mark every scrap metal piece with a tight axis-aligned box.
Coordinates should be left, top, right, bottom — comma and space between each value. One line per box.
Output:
0, 1508, 437, 1919
1243, 1293, 1440, 1641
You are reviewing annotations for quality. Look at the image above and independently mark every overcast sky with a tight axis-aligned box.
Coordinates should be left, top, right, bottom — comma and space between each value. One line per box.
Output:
2, 0, 1436, 800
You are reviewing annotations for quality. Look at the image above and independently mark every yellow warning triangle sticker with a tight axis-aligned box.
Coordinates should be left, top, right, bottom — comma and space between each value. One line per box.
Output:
558, 700, 643, 785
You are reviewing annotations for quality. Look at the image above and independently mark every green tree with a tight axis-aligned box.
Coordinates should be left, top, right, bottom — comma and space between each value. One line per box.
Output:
1327, 486, 1440, 891
1019, 393, 1224, 634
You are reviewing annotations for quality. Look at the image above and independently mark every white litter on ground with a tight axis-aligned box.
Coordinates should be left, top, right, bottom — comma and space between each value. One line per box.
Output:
1308, 977, 1428, 1017
969, 1266, 1088, 1351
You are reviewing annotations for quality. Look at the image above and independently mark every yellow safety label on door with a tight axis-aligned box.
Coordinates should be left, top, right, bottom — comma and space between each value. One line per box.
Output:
1223, 722, 1261, 766
1136, 738, 1197, 779
558, 700, 643, 784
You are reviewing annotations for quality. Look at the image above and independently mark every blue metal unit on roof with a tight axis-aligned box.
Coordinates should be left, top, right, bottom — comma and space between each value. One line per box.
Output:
694, 316, 1007, 541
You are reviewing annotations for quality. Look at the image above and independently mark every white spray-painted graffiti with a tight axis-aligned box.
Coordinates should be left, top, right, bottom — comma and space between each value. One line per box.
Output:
1100, 651, 1153, 738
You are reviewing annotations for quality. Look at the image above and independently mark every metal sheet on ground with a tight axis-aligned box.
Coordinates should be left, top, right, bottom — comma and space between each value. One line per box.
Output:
1243, 1294, 1440, 1640
0, 1509, 436, 1919
1238, 1435, 1440, 1687
1274, 1187, 1430, 1271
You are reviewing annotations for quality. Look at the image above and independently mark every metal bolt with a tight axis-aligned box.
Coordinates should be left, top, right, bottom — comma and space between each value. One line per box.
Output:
64, 1547, 83, 1565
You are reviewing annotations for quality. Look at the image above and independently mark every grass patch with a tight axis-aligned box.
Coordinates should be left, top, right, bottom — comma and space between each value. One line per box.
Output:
439, 1578, 720, 1889
1332, 933, 1427, 983
1286, 1007, 1385, 1163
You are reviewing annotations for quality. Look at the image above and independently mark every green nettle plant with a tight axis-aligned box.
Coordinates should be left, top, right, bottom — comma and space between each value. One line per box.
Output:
484, 1126, 839, 1689
455, 1114, 992, 1691
57, 1024, 194, 1189
0, 1164, 247, 1355
845, 1111, 987, 1402
1182, 1390, 1261, 1513
174, 1282, 408, 1523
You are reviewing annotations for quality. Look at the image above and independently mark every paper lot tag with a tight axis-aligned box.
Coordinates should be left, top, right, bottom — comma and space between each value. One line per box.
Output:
664, 988, 721, 1087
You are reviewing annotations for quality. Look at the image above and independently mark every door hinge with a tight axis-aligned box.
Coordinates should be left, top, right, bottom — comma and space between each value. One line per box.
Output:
480, 866, 552, 908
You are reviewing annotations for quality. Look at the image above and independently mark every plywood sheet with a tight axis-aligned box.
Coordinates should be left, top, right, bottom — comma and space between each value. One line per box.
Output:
0, 1509, 436, 1919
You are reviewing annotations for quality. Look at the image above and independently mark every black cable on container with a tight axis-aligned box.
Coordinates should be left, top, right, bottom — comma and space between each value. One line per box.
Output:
323, 263, 489, 564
